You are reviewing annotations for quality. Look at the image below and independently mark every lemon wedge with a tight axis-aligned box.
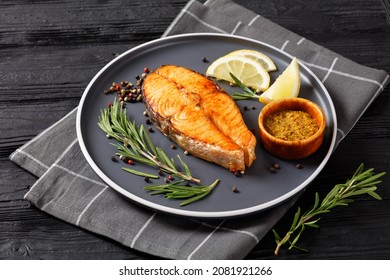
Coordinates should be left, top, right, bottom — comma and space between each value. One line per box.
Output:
259, 57, 301, 104
225, 49, 277, 72
206, 55, 270, 92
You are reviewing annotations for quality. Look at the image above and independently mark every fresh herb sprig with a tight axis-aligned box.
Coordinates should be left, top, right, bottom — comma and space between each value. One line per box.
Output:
230, 73, 261, 100
145, 179, 220, 206
98, 99, 200, 183
273, 163, 385, 256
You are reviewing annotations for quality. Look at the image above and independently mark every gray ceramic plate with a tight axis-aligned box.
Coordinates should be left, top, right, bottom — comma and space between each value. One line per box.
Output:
76, 33, 337, 218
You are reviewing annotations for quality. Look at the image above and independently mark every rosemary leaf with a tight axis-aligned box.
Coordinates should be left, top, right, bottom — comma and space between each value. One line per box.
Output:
177, 155, 192, 177
122, 167, 159, 179
140, 125, 158, 157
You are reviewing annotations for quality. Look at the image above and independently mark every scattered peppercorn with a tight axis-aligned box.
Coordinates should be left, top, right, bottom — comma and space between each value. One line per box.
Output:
146, 119, 152, 125
184, 150, 189, 155
144, 177, 150, 183
158, 169, 164, 176
232, 186, 239, 193
127, 159, 133, 165
103, 71, 146, 104
251, 106, 256, 110
296, 163, 303, 169
143, 111, 149, 117
243, 106, 249, 111
144, 67, 150, 73
111, 156, 117, 162
168, 175, 174, 181
202, 57, 209, 63
268, 166, 276, 173
234, 171, 240, 177
273, 163, 280, 169
170, 144, 177, 150
148, 127, 154, 133
164, 178, 170, 183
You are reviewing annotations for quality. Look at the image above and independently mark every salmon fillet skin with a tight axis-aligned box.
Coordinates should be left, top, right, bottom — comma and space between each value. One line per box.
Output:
142, 65, 256, 172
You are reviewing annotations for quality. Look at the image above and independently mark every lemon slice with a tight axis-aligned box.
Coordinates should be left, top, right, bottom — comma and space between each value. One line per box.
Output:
206, 55, 270, 92
259, 57, 301, 104
225, 49, 277, 72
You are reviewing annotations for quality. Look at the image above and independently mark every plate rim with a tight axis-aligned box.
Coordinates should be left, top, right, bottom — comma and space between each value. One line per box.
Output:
76, 32, 337, 218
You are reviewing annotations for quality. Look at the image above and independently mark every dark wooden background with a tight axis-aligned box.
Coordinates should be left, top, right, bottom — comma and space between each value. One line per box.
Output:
1, 0, 389, 259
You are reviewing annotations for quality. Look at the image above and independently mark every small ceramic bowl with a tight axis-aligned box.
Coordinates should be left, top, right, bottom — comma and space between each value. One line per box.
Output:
258, 97, 326, 159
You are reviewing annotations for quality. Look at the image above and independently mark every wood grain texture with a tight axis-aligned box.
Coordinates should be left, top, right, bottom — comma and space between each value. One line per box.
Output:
1, 0, 389, 259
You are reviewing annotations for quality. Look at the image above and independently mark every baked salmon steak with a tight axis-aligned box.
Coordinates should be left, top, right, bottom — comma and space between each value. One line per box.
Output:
142, 65, 256, 172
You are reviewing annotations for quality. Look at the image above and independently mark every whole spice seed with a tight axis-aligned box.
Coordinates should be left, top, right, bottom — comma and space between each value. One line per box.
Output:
268, 166, 276, 173
202, 57, 209, 63
170, 144, 177, 150
296, 163, 303, 169
273, 163, 280, 169
232, 186, 239, 193
111, 156, 117, 162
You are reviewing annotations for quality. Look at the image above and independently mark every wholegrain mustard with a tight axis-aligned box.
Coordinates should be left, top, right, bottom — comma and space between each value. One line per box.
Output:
264, 110, 319, 141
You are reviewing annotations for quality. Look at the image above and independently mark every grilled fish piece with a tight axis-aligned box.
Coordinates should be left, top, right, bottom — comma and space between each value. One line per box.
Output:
142, 65, 256, 171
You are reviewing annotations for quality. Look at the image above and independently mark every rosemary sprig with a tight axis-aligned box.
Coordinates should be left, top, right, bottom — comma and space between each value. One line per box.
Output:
145, 179, 220, 206
98, 99, 200, 183
229, 73, 261, 100
273, 163, 386, 256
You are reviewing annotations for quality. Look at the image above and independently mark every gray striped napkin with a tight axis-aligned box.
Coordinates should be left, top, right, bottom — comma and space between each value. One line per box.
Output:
10, 0, 389, 260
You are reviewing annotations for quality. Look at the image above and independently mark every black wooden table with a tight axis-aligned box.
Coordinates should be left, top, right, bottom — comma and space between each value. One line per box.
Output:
1, 0, 389, 259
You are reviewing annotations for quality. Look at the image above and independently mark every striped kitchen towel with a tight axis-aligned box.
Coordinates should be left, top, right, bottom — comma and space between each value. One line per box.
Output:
10, 0, 389, 259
